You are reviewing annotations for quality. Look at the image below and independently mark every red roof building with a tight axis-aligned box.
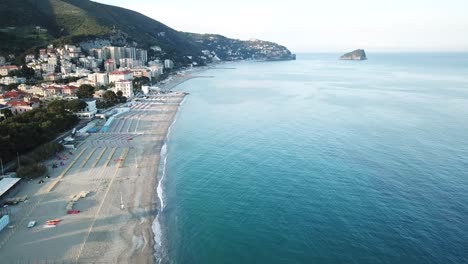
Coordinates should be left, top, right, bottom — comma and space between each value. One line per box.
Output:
45, 86, 61, 95
2, 89, 26, 99
0, 65, 19, 76
6, 99, 39, 115
62, 85, 78, 95
109, 70, 133, 83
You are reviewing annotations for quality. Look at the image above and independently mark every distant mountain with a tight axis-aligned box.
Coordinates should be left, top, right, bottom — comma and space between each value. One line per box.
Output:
340, 49, 367, 60
0, 0, 294, 66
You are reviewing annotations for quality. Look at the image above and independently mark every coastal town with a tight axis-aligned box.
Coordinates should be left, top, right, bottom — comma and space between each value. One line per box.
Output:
0, 41, 193, 263
0, 43, 178, 118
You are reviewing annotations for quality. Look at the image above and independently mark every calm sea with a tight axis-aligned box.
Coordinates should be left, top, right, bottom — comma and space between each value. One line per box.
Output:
156, 53, 468, 264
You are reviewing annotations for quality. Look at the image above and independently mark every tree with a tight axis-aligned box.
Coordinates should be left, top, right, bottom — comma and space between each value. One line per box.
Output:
0, 108, 13, 119
6, 65, 34, 78
0, 107, 78, 164
6, 83, 18, 91
66, 99, 87, 112
7, 69, 21, 77
20, 65, 35, 79
116, 90, 123, 98
132, 76, 150, 92
103, 90, 117, 103
76, 84, 95, 98
47, 100, 66, 113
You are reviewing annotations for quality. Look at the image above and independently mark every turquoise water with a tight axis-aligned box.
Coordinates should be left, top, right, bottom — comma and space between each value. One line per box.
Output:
158, 53, 468, 264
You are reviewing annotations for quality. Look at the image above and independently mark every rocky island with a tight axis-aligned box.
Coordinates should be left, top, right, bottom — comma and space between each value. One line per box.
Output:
340, 49, 367, 60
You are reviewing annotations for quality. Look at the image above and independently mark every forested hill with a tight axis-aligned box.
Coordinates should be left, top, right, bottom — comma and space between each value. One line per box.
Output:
0, 0, 294, 64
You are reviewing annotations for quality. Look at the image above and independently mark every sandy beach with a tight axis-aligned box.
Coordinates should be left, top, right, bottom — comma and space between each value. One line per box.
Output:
0, 90, 186, 263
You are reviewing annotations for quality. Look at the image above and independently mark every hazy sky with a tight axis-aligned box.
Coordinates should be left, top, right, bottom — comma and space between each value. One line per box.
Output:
94, 0, 468, 52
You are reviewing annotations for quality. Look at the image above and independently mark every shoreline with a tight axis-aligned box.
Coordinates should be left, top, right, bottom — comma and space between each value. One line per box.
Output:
116, 93, 186, 263
152, 95, 186, 263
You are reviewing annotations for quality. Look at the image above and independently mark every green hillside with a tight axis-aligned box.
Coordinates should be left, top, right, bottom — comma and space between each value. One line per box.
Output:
0, 0, 294, 63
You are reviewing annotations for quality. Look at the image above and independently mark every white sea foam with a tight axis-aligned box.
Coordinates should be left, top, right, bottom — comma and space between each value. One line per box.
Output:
153, 98, 185, 263
157, 152, 167, 211
152, 214, 162, 246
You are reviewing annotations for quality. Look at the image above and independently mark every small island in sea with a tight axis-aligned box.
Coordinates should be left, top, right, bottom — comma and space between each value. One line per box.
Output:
340, 49, 367, 60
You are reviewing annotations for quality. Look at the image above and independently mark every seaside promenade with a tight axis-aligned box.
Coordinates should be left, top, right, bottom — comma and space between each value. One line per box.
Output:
0, 93, 185, 263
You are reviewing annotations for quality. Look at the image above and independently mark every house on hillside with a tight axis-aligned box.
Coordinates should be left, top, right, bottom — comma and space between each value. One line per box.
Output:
109, 70, 133, 83
164, 59, 174, 69
62, 85, 78, 96
0, 65, 19, 76
0, 77, 25, 85
104, 59, 116, 72
1, 89, 26, 99
44, 86, 61, 96
88, 73, 109, 87
6, 99, 39, 115
131, 68, 152, 80
18, 85, 45, 97
74, 99, 97, 119
41, 63, 56, 74
43, 73, 61, 82
112, 80, 134, 98
25, 54, 35, 63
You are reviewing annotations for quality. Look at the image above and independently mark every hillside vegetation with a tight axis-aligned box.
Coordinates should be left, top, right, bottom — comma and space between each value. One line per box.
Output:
0, 0, 294, 62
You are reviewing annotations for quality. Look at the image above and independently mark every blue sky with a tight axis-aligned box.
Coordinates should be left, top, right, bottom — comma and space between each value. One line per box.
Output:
94, 0, 468, 52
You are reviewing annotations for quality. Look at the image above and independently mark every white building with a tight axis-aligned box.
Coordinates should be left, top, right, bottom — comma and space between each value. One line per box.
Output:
0, 77, 25, 85
0, 65, 19, 76
107, 46, 124, 62
0, 77, 15, 85
142, 85, 149, 95
112, 80, 134, 98
88, 73, 109, 87
109, 70, 133, 83
164, 59, 174, 69
48, 56, 58, 65
131, 68, 152, 80
65, 45, 81, 58
136, 49, 148, 63
19, 85, 46, 97
119, 58, 135, 69
41, 63, 56, 73
91, 48, 107, 60
74, 68, 91, 77
25, 54, 35, 63
61, 61, 75, 75
7, 99, 40, 115
75, 78, 94, 87
74, 99, 97, 119
149, 63, 164, 76
125, 47, 136, 60
104, 59, 116, 72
